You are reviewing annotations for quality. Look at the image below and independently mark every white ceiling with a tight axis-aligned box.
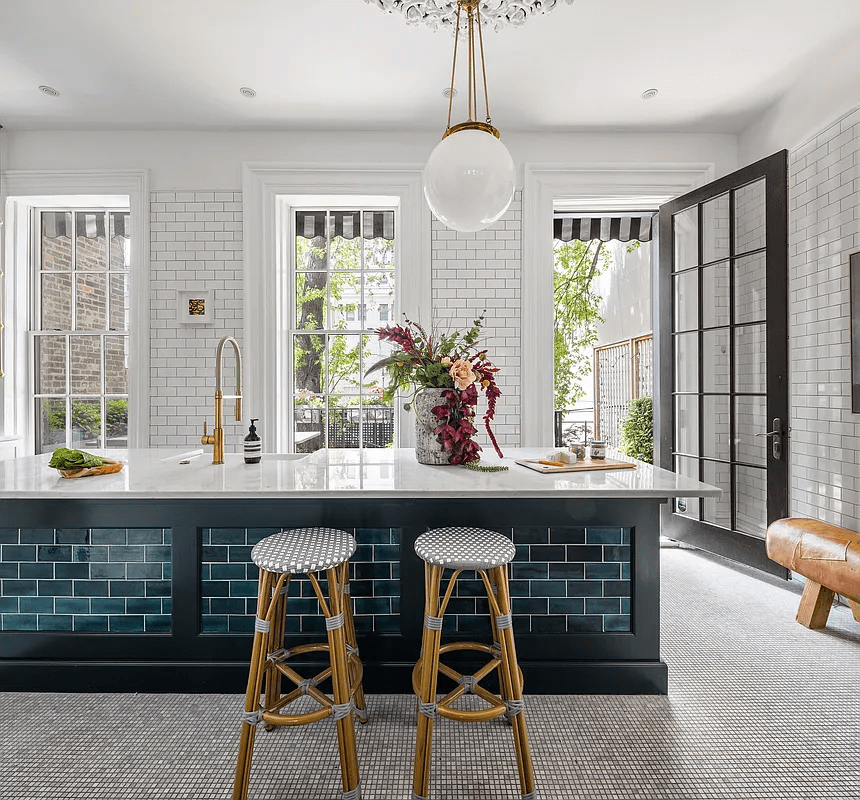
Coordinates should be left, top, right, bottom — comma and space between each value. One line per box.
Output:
2, 0, 860, 134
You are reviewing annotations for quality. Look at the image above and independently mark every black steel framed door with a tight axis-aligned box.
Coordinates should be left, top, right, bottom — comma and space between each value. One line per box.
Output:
657, 150, 789, 576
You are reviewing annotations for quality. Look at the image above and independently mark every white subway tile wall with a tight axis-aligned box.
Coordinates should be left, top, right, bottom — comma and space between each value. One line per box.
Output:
789, 107, 860, 530
149, 192, 244, 450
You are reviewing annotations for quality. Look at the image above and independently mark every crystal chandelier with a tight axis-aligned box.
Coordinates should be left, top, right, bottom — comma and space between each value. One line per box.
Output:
366, 0, 575, 32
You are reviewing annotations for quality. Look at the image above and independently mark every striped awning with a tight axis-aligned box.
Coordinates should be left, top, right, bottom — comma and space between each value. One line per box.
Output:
295, 210, 395, 241
41, 211, 130, 239
553, 215, 654, 243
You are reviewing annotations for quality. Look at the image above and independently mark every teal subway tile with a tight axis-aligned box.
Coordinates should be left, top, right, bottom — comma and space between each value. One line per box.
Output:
91, 529, 127, 545
621, 530, 631, 544
604, 546, 631, 562
621, 563, 630, 580
20, 597, 54, 614
0, 564, 17, 579
202, 581, 229, 597
513, 527, 550, 545
163, 563, 172, 580
229, 580, 257, 597
604, 614, 631, 632
37, 579, 72, 596
90, 598, 126, 615
38, 615, 72, 631
109, 616, 145, 633
621, 598, 631, 614
3, 579, 37, 596
55, 598, 89, 614
0, 597, 19, 613
38, 545, 72, 562
512, 597, 548, 615
74, 580, 109, 597
531, 615, 566, 634
73, 615, 108, 632
126, 563, 163, 580
145, 580, 171, 597
246, 529, 280, 546
145, 615, 171, 633
227, 546, 253, 562
373, 545, 398, 562
567, 615, 602, 632
512, 563, 547, 580
585, 528, 623, 545
200, 530, 211, 545
126, 598, 161, 615
20, 563, 54, 579
603, 580, 631, 597
211, 598, 244, 615
162, 598, 172, 614
0, 530, 19, 545
90, 563, 126, 580
3, 614, 37, 630
109, 580, 145, 597
548, 563, 584, 580
2, 545, 35, 561
109, 546, 145, 562
163, 530, 172, 544
210, 563, 245, 581
56, 529, 90, 544
20, 529, 55, 544
73, 546, 109, 563
127, 529, 164, 545
356, 528, 391, 544
530, 579, 567, 597
54, 563, 89, 580
229, 616, 254, 634
566, 580, 603, 597
585, 598, 621, 615
549, 597, 584, 615
585, 563, 621, 580
202, 616, 228, 633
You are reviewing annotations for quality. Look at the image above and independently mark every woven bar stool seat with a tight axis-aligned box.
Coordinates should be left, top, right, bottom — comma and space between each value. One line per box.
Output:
232, 527, 366, 800
411, 526, 537, 800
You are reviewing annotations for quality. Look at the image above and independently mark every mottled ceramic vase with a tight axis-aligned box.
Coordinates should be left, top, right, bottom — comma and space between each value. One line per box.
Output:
413, 388, 452, 465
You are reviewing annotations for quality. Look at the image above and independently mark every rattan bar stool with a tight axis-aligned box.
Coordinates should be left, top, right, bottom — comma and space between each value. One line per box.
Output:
232, 527, 367, 800
411, 526, 537, 800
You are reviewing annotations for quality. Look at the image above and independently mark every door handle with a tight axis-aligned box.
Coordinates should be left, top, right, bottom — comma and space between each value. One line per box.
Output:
754, 418, 782, 460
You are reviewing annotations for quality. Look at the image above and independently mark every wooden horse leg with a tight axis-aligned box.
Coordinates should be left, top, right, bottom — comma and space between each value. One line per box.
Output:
796, 580, 834, 629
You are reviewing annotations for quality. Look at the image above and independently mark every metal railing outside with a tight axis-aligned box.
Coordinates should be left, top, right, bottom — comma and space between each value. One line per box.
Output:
294, 406, 394, 451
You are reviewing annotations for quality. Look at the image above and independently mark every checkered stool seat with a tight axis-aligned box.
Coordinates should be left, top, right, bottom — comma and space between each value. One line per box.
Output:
414, 526, 515, 570
251, 527, 356, 574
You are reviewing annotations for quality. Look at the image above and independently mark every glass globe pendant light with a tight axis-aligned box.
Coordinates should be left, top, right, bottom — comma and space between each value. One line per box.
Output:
423, 0, 515, 233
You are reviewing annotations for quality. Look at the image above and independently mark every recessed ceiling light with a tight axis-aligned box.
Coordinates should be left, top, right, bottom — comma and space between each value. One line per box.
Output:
443, 88, 457, 99
39, 85, 59, 97
641, 88, 658, 100
239, 87, 257, 98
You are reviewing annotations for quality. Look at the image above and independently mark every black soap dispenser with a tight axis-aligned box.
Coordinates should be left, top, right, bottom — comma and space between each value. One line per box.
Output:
244, 419, 261, 464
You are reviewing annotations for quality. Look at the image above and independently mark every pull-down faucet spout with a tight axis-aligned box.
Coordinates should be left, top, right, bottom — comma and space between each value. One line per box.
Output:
201, 335, 242, 464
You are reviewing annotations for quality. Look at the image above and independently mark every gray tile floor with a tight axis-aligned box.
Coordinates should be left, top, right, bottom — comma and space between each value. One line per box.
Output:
2, 547, 859, 799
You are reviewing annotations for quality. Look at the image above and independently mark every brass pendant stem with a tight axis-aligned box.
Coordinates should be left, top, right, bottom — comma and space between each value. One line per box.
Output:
446, 4, 462, 130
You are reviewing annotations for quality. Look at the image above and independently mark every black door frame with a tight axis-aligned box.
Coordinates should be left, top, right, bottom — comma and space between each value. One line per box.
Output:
657, 150, 789, 577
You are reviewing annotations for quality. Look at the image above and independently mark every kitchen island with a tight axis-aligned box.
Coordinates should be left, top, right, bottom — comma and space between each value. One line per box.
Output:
0, 448, 719, 694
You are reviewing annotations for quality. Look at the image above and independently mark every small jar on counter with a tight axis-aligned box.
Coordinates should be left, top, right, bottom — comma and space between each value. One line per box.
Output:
588, 440, 606, 460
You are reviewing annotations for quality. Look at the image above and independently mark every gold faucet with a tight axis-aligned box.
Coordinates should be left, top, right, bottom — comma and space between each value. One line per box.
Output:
201, 335, 242, 464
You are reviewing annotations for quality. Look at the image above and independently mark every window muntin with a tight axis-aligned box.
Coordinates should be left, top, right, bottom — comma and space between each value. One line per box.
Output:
33, 209, 130, 453
291, 208, 396, 452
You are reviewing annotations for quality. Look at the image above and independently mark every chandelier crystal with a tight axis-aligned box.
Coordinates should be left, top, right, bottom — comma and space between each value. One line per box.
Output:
365, 0, 575, 32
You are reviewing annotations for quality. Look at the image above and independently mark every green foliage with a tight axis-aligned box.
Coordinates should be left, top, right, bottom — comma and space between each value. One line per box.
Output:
45, 399, 128, 439
619, 396, 653, 464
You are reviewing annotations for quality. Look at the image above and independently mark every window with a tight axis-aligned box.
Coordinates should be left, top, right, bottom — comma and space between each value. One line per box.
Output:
292, 208, 396, 452
33, 209, 130, 453
379, 303, 389, 322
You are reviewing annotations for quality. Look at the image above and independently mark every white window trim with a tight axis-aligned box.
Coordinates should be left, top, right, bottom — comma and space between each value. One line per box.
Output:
242, 164, 431, 454
521, 162, 715, 447
1, 170, 150, 453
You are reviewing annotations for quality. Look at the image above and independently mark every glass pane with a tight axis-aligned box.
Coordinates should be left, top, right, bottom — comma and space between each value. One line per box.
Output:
735, 324, 766, 394
673, 455, 700, 519
365, 236, 395, 270
735, 252, 766, 324
330, 233, 361, 271
364, 272, 395, 329
41, 273, 73, 330
294, 333, 325, 396
35, 336, 67, 394
70, 336, 102, 394
327, 399, 360, 448
327, 334, 362, 394
329, 272, 361, 331
701, 262, 730, 328
703, 460, 731, 529
673, 270, 698, 332
110, 212, 130, 270
673, 206, 698, 271
702, 329, 730, 393
293, 397, 324, 453
675, 395, 699, 456
362, 405, 395, 448
36, 398, 67, 454
76, 212, 107, 271
735, 395, 767, 467
702, 193, 730, 263
736, 465, 767, 538
295, 270, 328, 330
295, 227, 327, 271
674, 333, 698, 393
41, 212, 72, 271
105, 336, 129, 394
70, 398, 102, 449
734, 179, 766, 255
106, 398, 129, 447
109, 273, 129, 331
702, 395, 730, 460
75, 272, 107, 330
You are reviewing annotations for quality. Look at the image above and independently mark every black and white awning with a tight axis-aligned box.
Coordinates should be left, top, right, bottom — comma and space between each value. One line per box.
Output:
553, 215, 654, 243
41, 211, 130, 239
295, 210, 395, 241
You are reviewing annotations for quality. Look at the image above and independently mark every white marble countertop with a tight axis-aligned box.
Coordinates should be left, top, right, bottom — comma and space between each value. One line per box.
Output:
0, 448, 721, 500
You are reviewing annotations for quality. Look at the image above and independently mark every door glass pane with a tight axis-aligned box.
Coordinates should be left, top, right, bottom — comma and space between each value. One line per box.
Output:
41, 273, 73, 330
76, 212, 107, 271
673, 270, 698, 332
735, 465, 767, 537
105, 336, 129, 394
735, 253, 766, 324
735, 395, 767, 467
75, 272, 107, 330
36, 336, 67, 395
734, 179, 766, 255
673, 207, 698, 271
703, 460, 731, 529
702, 193, 730, 263
41, 212, 72, 271
36, 398, 67, 454
673, 455, 700, 519
70, 336, 102, 394
701, 262, 730, 328
702, 395, 730, 460
674, 333, 698, 392
675, 395, 699, 456
735, 324, 766, 393
702, 329, 730, 393
70, 398, 102, 449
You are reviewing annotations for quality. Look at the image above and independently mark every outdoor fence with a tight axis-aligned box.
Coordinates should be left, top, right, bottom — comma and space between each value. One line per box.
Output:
553, 409, 595, 448
294, 406, 394, 451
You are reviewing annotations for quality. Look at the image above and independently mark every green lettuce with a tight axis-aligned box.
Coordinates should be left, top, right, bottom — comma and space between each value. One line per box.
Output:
48, 448, 108, 469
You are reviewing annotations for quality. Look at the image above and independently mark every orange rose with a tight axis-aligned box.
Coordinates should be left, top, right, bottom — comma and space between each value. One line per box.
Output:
449, 359, 476, 390
440, 356, 452, 365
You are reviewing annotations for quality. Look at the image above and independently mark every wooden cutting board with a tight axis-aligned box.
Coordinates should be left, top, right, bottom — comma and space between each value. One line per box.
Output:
57, 459, 124, 479
515, 457, 637, 474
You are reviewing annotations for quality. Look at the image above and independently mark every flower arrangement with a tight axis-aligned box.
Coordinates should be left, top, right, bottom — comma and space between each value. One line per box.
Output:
366, 314, 503, 465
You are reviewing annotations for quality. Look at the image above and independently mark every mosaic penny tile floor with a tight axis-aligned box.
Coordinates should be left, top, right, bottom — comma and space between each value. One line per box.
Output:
2, 546, 859, 799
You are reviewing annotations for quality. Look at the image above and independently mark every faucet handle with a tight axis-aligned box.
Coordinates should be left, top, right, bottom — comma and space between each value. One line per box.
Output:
201, 420, 215, 445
